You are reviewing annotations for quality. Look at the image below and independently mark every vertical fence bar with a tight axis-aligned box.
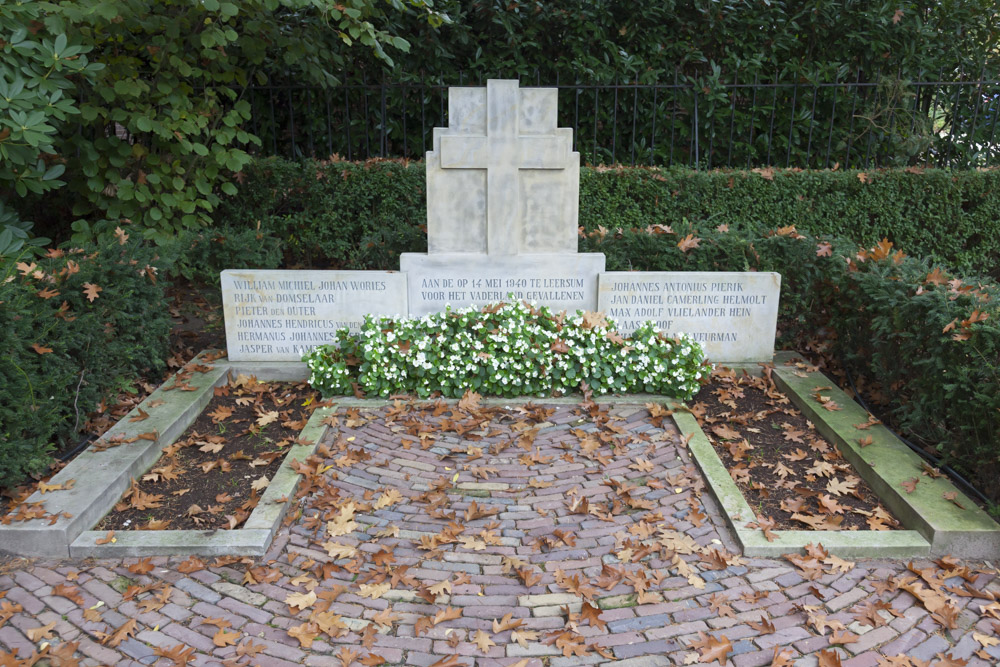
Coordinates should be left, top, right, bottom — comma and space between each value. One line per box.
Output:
573, 81, 580, 155
592, 87, 599, 164
439, 80, 445, 135
650, 86, 658, 166
845, 70, 862, 167
825, 74, 840, 168
765, 82, 779, 166
380, 82, 387, 157
305, 89, 315, 156
706, 89, 714, 170
402, 85, 408, 157
805, 82, 818, 166
286, 88, 297, 157
909, 70, 923, 142
421, 83, 427, 155
668, 70, 678, 167
612, 80, 619, 164
268, 86, 278, 155
630, 83, 638, 166
324, 91, 333, 157
250, 90, 259, 149
944, 72, 964, 167
692, 87, 699, 168
785, 79, 798, 167
927, 69, 945, 167
863, 72, 881, 169
746, 74, 758, 168
362, 76, 371, 159
345, 87, 352, 161
727, 71, 738, 167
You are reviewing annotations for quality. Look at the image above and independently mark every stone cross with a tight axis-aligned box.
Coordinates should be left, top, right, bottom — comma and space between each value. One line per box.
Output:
426, 79, 580, 256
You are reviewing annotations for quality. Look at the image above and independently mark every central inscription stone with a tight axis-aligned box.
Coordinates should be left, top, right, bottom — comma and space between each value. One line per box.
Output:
401, 254, 603, 317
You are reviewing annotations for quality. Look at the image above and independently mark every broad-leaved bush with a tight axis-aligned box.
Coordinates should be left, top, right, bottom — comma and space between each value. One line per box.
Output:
303, 300, 707, 399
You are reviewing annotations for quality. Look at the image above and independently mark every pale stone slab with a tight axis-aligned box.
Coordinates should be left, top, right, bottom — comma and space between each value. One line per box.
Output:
426, 79, 579, 256
221, 269, 407, 361
598, 271, 781, 362
400, 252, 605, 316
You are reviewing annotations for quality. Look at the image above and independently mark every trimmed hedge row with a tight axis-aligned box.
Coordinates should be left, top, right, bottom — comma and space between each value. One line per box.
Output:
202, 158, 1000, 280
0, 236, 170, 487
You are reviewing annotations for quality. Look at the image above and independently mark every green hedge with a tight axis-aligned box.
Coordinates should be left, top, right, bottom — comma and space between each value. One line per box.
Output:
0, 235, 170, 487
207, 158, 1000, 280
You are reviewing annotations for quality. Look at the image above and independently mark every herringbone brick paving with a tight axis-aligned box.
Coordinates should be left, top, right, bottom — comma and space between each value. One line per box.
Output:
1, 401, 998, 666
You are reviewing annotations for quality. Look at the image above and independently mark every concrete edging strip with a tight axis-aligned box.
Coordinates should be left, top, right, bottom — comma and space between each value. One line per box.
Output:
68, 385, 332, 558
770, 351, 1000, 558
0, 355, 228, 558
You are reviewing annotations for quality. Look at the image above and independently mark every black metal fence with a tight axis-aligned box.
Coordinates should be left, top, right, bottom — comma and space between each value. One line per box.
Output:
246, 73, 1000, 169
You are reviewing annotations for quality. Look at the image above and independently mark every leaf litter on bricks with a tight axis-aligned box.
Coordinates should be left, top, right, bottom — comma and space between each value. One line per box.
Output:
98, 373, 319, 531
691, 365, 901, 536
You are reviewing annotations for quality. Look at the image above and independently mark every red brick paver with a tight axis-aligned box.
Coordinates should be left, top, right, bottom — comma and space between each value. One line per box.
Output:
1, 401, 998, 666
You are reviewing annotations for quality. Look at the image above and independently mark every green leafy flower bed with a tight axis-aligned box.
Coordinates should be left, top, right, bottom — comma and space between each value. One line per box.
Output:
303, 299, 707, 399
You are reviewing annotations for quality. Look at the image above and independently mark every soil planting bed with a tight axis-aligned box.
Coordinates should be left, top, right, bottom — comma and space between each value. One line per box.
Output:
692, 366, 901, 533
98, 374, 318, 531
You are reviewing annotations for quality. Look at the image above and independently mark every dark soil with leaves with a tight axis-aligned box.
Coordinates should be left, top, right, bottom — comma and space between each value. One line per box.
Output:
692, 365, 901, 534
98, 376, 318, 531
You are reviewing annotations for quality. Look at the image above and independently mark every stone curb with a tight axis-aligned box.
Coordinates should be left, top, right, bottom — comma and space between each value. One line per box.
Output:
0, 354, 329, 559
677, 352, 1000, 558
68, 404, 334, 558
0, 354, 228, 558
673, 396, 932, 557
770, 351, 1000, 558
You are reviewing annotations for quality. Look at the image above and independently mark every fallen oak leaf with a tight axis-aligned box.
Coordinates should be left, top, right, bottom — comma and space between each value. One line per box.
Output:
472, 629, 495, 654
102, 618, 137, 647
50, 583, 85, 607
212, 628, 240, 647
284, 590, 317, 612
829, 628, 859, 644
153, 644, 196, 666
687, 631, 732, 666
26, 621, 57, 642
336, 646, 361, 667
82, 282, 102, 301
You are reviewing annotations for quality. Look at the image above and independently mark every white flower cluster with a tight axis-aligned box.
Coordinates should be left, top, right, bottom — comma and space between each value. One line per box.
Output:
302, 299, 707, 399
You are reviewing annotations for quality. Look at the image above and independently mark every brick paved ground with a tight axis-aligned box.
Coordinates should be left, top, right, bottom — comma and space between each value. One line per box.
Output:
1, 401, 998, 666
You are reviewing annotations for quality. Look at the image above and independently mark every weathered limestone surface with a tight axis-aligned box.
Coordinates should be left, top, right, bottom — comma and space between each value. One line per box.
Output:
598, 271, 781, 362
400, 252, 605, 316
426, 79, 579, 256
221, 269, 407, 361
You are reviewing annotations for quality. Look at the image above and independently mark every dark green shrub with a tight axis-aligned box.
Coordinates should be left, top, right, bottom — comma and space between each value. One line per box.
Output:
0, 232, 170, 487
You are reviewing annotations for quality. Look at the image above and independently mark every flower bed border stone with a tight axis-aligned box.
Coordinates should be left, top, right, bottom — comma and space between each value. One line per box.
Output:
677, 351, 1000, 558
0, 353, 329, 558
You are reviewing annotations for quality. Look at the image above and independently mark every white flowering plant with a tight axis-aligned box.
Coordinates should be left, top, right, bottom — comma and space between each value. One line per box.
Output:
302, 299, 707, 399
